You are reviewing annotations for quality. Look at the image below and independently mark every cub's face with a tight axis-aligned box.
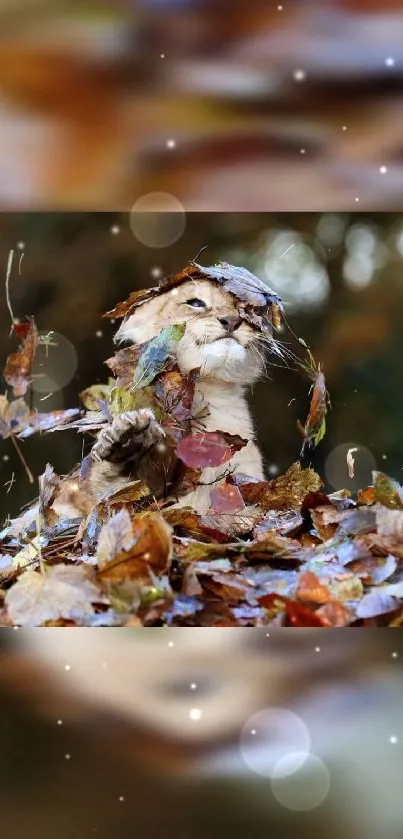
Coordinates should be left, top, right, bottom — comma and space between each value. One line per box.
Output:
115, 280, 265, 384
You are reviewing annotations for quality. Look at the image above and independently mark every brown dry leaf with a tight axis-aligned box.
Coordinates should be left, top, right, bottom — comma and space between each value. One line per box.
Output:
232, 462, 322, 510
104, 262, 283, 329
97, 511, 173, 583
5, 564, 104, 627
4, 318, 38, 397
376, 506, 403, 540
297, 355, 329, 455
38, 463, 60, 526
197, 571, 254, 604
296, 570, 332, 605
373, 471, 403, 510
253, 509, 303, 539
316, 601, 352, 627
357, 486, 376, 506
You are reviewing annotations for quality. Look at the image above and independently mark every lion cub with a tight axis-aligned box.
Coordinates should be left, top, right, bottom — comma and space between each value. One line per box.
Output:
54, 277, 269, 519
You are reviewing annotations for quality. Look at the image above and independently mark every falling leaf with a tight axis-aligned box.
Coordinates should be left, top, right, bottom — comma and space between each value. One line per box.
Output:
5, 565, 104, 627
297, 352, 330, 455
347, 447, 358, 478
3, 317, 38, 397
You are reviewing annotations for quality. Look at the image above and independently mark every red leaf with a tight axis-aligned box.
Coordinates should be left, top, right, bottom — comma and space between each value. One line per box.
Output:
176, 431, 233, 468
209, 483, 245, 513
4, 317, 38, 397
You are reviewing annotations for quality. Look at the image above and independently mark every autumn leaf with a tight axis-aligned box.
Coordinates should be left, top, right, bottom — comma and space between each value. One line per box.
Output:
104, 262, 284, 330
209, 483, 245, 513
297, 350, 330, 455
373, 471, 403, 510
176, 431, 246, 468
231, 462, 322, 510
3, 317, 38, 397
296, 570, 331, 605
97, 511, 173, 583
0, 395, 30, 440
80, 382, 114, 411
132, 324, 186, 390
5, 565, 104, 627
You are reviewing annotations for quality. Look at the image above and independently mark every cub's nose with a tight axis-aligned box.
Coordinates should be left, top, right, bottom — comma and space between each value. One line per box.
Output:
218, 315, 241, 334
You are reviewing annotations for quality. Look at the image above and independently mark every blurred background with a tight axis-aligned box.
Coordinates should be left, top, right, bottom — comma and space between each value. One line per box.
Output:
1, 0, 403, 209
1, 210, 403, 520
0, 628, 402, 839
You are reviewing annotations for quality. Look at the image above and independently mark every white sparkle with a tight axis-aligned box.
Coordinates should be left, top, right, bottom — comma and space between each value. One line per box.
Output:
168, 641, 174, 648
190, 682, 197, 690
342, 125, 347, 131
95, 330, 103, 338
380, 166, 388, 174
57, 719, 63, 726
382, 454, 387, 460
277, 4, 283, 9
355, 197, 360, 202
170, 288, 179, 296
392, 652, 399, 659
151, 266, 162, 279
266, 633, 270, 637
251, 729, 256, 735
166, 139, 176, 149
300, 148, 306, 155
385, 57, 395, 67
65, 754, 71, 760
315, 646, 321, 652
160, 53, 166, 59
389, 736, 398, 744
189, 708, 202, 721
293, 69, 306, 82
143, 552, 151, 560
3, 454, 9, 461
17, 241, 25, 250
119, 796, 125, 802
64, 664, 71, 671
110, 225, 120, 235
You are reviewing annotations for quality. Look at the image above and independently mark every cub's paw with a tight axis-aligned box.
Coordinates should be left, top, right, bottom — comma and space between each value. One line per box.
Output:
90, 409, 165, 466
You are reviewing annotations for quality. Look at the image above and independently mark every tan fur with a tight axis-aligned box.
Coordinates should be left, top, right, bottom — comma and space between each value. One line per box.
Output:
53, 280, 266, 518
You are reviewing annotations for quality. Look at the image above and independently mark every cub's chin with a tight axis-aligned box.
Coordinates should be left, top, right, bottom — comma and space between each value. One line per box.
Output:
178, 337, 261, 384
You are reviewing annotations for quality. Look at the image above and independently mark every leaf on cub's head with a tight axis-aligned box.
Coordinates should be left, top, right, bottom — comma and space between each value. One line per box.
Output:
3, 317, 38, 397
103, 262, 284, 335
131, 324, 186, 390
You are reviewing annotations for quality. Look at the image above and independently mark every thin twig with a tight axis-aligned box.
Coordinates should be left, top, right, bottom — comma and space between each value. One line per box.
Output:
5, 249, 16, 331
9, 434, 35, 484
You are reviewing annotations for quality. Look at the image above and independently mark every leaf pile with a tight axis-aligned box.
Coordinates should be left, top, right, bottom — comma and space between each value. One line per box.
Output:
1, 460, 403, 626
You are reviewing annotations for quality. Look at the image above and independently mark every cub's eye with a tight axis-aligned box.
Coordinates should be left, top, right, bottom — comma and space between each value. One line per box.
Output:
184, 298, 207, 309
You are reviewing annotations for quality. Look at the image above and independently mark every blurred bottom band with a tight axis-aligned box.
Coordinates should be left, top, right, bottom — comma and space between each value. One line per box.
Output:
0, 628, 401, 839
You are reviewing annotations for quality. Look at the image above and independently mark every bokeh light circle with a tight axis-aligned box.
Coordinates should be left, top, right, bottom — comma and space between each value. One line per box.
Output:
325, 442, 377, 492
271, 753, 330, 811
240, 708, 311, 778
31, 332, 78, 394
129, 193, 186, 248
